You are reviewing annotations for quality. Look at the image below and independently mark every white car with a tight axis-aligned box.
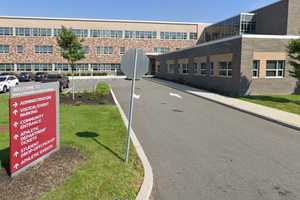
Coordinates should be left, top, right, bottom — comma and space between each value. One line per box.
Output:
0, 75, 19, 93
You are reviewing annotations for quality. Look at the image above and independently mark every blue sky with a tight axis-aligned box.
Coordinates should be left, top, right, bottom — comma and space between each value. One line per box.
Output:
0, 0, 278, 23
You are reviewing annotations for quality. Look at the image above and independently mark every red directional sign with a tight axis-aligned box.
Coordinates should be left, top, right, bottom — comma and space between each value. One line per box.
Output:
9, 83, 59, 177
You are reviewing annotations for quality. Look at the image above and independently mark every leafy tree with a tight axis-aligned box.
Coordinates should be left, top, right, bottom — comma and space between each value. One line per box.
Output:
287, 37, 300, 80
57, 26, 85, 100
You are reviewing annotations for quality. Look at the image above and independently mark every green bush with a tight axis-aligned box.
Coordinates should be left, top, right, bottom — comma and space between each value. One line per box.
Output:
96, 82, 110, 96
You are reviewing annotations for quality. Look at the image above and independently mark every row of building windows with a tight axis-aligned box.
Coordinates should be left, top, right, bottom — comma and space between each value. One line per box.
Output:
0, 44, 174, 55
90, 29, 123, 38
0, 63, 121, 72
166, 62, 231, 77
16, 28, 52, 36
0, 26, 198, 40
163, 59, 286, 79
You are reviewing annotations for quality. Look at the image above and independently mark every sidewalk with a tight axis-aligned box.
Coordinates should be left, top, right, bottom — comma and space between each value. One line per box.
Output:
149, 78, 300, 131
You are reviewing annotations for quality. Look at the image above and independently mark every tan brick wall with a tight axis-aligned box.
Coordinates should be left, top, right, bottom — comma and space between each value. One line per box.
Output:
0, 36, 196, 64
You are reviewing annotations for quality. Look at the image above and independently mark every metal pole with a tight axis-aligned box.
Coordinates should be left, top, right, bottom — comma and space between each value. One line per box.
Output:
125, 49, 138, 163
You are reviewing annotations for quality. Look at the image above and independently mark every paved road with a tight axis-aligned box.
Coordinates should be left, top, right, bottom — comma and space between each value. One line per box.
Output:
107, 78, 300, 200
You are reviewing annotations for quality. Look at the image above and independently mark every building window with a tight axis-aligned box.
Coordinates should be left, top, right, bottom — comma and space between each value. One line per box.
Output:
218, 61, 232, 77
16, 45, 24, 54
181, 64, 188, 74
92, 64, 120, 71
74, 64, 89, 71
266, 60, 285, 78
83, 46, 90, 54
176, 48, 181, 51
193, 63, 198, 73
0, 45, 9, 53
125, 31, 157, 39
120, 47, 125, 55
252, 60, 260, 78
55, 64, 70, 71
0, 64, 14, 71
17, 64, 32, 71
96, 47, 113, 55
154, 47, 170, 54
199, 63, 208, 75
240, 13, 256, 34
54, 28, 88, 37
0, 27, 13, 36
90, 30, 123, 38
35, 45, 53, 54
210, 62, 214, 76
16, 28, 51, 37
33, 64, 52, 71
160, 32, 188, 40
189, 32, 198, 40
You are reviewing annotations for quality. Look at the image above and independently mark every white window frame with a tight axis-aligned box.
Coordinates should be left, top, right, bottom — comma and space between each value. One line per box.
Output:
218, 61, 232, 78
252, 60, 260, 79
199, 63, 208, 76
181, 64, 188, 75
265, 60, 285, 79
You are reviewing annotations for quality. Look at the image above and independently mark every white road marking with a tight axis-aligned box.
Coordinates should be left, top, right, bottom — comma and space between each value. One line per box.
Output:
169, 92, 182, 99
134, 94, 141, 99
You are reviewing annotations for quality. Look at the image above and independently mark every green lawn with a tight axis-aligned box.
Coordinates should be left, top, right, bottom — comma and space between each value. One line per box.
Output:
0, 95, 143, 200
240, 95, 300, 115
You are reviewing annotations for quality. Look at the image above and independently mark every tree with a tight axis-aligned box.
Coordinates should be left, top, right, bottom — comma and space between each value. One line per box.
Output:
57, 26, 85, 100
287, 37, 300, 80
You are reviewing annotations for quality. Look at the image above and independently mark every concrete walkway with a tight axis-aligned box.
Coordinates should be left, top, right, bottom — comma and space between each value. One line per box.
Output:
149, 78, 300, 131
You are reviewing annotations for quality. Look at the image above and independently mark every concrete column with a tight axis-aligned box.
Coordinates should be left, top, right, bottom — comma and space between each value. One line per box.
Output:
52, 64, 55, 72
14, 64, 17, 72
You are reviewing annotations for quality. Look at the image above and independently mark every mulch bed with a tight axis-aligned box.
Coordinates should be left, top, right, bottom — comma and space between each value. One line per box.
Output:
60, 92, 115, 105
0, 146, 86, 200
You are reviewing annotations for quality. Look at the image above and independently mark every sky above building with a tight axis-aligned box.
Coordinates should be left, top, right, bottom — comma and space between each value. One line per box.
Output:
0, 0, 278, 23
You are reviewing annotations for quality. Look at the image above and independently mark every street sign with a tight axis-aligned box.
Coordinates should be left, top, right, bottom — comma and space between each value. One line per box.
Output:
120, 48, 149, 163
9, 82, 60, 177
121, 48, 149, 79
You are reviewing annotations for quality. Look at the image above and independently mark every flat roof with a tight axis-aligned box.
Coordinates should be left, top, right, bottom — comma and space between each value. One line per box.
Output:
0, 15, 210, 26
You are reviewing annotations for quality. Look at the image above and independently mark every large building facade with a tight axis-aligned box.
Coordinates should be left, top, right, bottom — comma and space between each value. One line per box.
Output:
0, 16, 207, 74
156, 0, 300, 96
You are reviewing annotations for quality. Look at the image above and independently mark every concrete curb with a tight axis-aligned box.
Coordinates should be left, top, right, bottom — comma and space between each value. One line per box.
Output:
148, 78, 300, 131
110, 89, 154, 200
69, 76, 126, 80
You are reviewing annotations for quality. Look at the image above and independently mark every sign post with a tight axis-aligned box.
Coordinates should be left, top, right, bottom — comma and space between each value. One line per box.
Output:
121, 48, 149, 163
9, 82, 60, 177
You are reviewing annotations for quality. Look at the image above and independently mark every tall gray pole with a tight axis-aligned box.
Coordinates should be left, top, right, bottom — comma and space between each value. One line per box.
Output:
125, 49, 138, 163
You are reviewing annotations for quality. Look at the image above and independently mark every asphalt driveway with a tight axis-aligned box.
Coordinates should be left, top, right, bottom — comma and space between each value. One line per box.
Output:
108, 78, 300, 200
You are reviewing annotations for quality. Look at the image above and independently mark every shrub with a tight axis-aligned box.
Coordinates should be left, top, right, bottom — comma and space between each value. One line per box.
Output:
96, 82, 110, 96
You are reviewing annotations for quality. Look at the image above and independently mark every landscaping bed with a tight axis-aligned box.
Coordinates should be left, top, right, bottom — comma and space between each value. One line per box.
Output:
0, 82, 143, 200
0, 146, 85, 200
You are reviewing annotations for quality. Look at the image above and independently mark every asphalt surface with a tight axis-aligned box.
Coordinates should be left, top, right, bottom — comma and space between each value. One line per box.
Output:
105, 78, 300, 200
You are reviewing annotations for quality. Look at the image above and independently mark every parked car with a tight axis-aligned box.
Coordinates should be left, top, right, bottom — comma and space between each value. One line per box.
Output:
42, 74, 69, 92
18, 72, 32, 82
35, 72, 48, 82
0, 75, 19, 93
